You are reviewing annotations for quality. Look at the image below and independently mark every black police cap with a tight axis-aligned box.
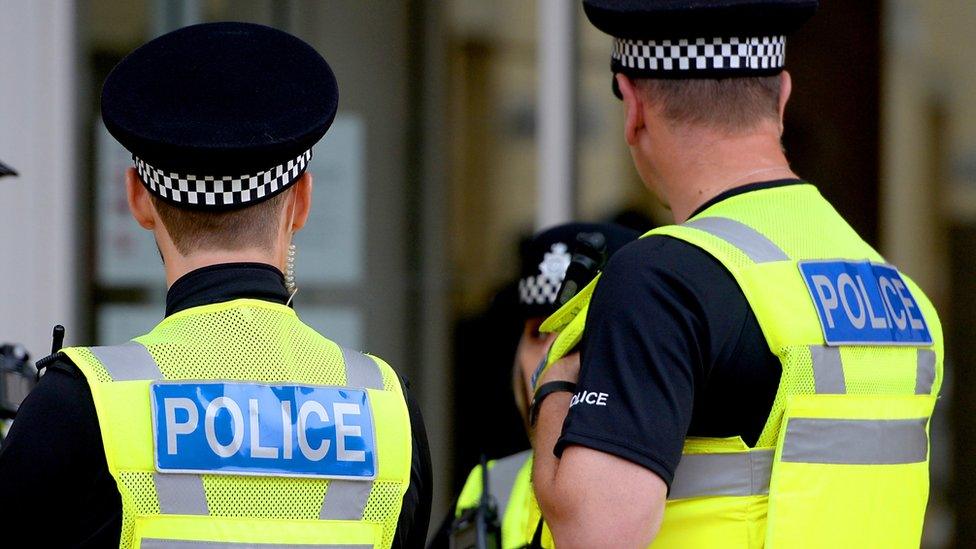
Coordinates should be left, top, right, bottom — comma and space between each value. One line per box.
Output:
518, 222, 639, 319
583, 0, 818, 95
101, 22, 338, 210
0, 160, 16, 178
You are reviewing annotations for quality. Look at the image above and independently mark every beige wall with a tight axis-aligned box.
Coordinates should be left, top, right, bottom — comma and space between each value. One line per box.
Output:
0, 1, 77, 357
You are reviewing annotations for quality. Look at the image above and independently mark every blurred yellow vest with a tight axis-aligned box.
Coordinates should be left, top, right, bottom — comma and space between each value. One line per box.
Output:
64, 298, 412, 548
540, 184, 943, 548
455, 451, 554, 548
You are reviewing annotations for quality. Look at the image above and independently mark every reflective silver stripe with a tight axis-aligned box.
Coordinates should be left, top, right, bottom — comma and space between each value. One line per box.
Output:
154, 473, 209, 515
915, 349, 936, 395
341, 347, 384, 390
684, 217, 789, 263
668, 449, 773, 500
488, 450, 532, 515
140, 541, 372, 549
319, 479, 372, 520
90, 342, 163, 381
781, 417, 929, 464
810, 345, 846, 394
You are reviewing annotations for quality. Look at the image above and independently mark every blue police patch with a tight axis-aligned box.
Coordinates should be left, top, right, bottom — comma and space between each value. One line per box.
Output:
151, 382, 377, 479
799, 260, 932, 346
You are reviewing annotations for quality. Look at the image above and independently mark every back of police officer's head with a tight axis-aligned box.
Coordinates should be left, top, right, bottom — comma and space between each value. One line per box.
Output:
582, 0, 817, 188
101, 22, 336, 264
125, 170, 311, 260
625, 74, 788, 136
615, 72, 792, 185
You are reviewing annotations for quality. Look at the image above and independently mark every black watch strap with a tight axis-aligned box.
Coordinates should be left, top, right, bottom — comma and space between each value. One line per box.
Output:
529, 381, 577, 426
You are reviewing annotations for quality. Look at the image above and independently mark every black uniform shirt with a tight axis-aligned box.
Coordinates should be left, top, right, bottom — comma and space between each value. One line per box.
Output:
0, 263, 432, 548
555, 180, 802, 486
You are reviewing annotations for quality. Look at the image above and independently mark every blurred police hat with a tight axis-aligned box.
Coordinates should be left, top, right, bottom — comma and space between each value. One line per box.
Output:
518, 222, 639, 319
0, 160, 17, 178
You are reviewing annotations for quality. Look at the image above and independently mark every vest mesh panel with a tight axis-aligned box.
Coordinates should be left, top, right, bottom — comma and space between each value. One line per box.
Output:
755, 346, 816, 447
136, 304, 397, 391
841, 346, 917, 394
73, 347, 113, 383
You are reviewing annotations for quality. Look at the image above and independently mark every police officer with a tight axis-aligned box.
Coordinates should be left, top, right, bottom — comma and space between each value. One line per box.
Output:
434, 223, 636, 549
0, 23, 431, 548
527, 2, 943, 548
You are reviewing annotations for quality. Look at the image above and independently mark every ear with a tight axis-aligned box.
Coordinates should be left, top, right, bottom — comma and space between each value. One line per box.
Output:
287, 172, 313, 233
125, 168, 155, 230
777, 70, 793, 132
616, 73, 644, 146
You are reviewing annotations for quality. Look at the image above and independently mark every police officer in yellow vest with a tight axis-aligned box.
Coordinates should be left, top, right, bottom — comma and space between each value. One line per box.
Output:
438, 223, 636, 549
0, 23, 431, 548
526, 2, 943, 547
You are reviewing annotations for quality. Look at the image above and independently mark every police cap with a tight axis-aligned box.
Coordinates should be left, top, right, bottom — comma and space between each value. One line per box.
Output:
101, 22, 338, 210
518, 222, 639, 319
0, 160, 16, 178
582, 0, 818, 95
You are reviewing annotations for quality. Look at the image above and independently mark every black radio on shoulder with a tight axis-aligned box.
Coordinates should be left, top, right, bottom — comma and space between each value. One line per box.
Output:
556, 231, 608, 306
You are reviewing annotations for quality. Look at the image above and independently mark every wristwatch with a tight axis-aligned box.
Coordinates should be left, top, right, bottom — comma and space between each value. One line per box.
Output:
529, 381, 577, 427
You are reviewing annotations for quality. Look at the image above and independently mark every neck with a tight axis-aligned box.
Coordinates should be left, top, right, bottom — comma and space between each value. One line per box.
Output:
654, 128, 797, 223
163, 249, 283, 288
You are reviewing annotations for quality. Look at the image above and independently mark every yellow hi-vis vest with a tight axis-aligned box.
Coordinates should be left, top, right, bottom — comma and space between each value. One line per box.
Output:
63, 298, 412, 549
539, 183, 942, 548
455, 451, 554, 548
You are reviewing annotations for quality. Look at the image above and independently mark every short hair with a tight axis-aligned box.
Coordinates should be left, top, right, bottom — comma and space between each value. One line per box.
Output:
151, 190, 289, 255
635, 75, 781, 132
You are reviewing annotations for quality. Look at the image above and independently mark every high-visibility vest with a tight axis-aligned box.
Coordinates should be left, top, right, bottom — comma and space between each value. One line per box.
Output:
64, 298, 413, 548
539, 184, 942, 548
455, 451, 553, 548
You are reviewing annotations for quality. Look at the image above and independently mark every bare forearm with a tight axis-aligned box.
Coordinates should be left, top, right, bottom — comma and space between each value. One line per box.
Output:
530, 392, 587, 546
526, 353, 665, 546
531, 392, 571, 506
530, 394, 666, 548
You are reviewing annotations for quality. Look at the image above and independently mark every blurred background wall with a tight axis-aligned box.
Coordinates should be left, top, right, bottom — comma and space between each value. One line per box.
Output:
0, 0, 972, 546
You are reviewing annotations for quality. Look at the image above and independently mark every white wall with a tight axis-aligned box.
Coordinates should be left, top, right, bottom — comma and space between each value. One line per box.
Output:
0, 0, 77, 357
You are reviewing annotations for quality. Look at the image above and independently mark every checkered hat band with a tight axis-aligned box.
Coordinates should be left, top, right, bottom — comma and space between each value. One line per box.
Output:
133, 149, 312, 208
612, 35, 786, 74
519, 274, 563, 307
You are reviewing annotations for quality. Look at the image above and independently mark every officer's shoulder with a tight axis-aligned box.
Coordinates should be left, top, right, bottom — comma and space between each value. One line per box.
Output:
602, 234, 729, 282
14, 352, 96, 430
36, 351, 84, 379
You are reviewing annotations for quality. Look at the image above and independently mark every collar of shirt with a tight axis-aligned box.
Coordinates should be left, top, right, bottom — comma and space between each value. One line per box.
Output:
690, 178, 805, 219
165, 262, 290, 317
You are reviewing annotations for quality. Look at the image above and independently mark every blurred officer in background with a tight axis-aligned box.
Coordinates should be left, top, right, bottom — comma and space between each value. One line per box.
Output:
0, 23, 431, 548
528, 1, 943, 547
431, 223, 637, 549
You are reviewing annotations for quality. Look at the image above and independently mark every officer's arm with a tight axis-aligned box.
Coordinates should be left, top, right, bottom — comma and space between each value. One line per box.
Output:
530, 355, 667, 548
0, 359, 108, 545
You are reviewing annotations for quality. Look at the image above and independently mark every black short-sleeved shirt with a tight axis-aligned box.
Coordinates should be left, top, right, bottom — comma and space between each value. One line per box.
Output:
0, 263, 432, 548
555, 180, 801, 486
